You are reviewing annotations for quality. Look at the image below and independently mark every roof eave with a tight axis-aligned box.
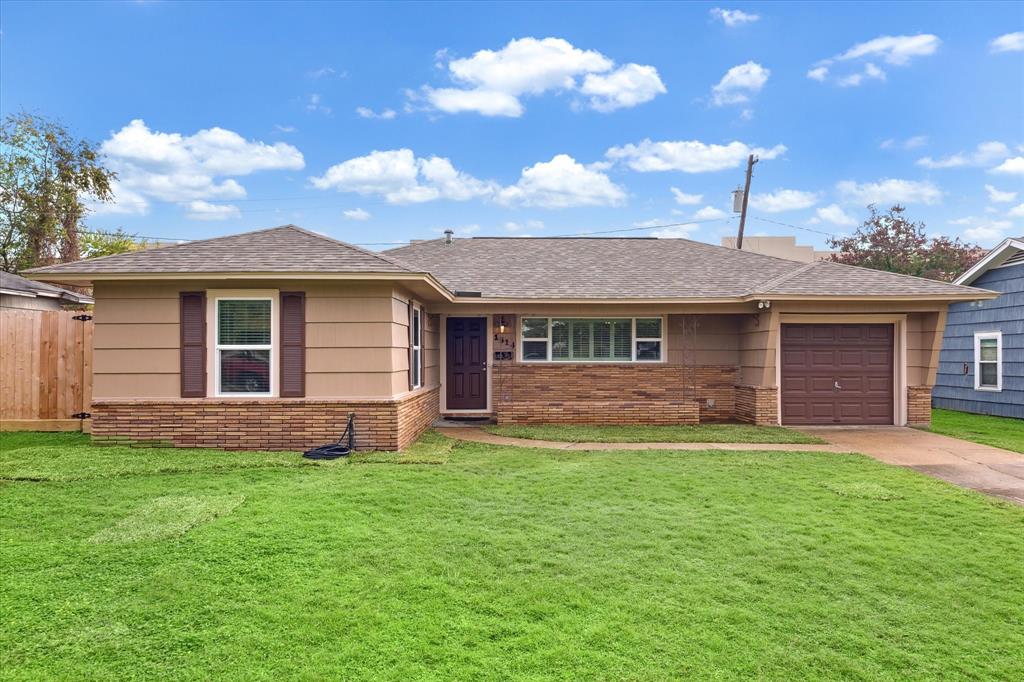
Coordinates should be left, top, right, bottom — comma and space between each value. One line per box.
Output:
954, 238, 1024, 285
20, 270, 455, 302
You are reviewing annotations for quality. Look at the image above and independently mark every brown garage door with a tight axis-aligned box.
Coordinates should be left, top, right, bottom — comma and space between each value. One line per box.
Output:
781, 324, 894, 425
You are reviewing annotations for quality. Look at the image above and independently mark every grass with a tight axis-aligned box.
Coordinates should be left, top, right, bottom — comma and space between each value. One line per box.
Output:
2, 432, 1023, 679
930, 408, 1024, 453
484, 422, 824, 444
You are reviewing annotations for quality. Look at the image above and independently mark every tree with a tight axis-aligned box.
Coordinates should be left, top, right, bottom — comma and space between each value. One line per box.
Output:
80, 228, 152, 259
0, 112, 116, 272
828, 204, 986, 281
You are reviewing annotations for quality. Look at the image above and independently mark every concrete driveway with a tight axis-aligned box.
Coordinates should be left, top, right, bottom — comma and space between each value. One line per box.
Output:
801, 426, 1024, 505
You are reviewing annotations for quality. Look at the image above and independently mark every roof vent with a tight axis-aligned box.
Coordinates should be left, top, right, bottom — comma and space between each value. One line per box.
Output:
443, 229, 454, 245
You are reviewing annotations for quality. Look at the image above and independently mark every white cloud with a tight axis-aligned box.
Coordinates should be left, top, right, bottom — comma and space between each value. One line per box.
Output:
985, 184, 1018, 203
711, 61, 770, 106
185, 201, 241, 221
305, 93, 331, 115
274, 124, 296, 133
917, 141, 1009, 169
504, 219, 545, 232
421, 87, 524, 117
343, 208, 371, 221
416, 37, 665, 116
356, 107, 397, 120
990, 32, 1024, 53
606, 139, 786, 173
87, 182, 150, 215
1008, 203, 1024, 218
750, 189, 819, 213
579, 63, 666, 112
806, 66, 829, 81
436, 224, 480, 236
710, 8, 760, 26
837, 34, 941, 66
815, 203, 858, 227
651, 223, 698, 239
992, 157, 1024, 175
837, 62, 886, 87
310, 149, 496, 204
99, 119, 304, 213
810, 34, 939, 86
836, 178, 943, 206
670, 187, 703, 205
692, 205, 729, 220
957, 218, 1014, 244
497, 154, 626, 208
307, 66, 345, 79
880, 136, 928, 150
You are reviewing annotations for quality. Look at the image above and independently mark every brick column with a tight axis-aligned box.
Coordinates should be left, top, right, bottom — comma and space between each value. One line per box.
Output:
907, 385, 932, 426
734, 385, 778, 425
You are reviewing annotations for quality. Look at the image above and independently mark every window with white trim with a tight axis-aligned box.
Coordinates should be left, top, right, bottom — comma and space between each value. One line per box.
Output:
412, 306, 422, 388
216, 297, 273, 395
520, 317, 663, 362
974, 331, 1002, 391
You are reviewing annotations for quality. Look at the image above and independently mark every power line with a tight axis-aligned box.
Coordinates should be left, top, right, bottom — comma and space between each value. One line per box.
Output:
749, 215, 839, 239
551, 216, 735, 238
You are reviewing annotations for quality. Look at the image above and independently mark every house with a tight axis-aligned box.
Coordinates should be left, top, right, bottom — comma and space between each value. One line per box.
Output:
933, 237, 1023, 418
1, 271, 93, 310
23, 225, 997, 450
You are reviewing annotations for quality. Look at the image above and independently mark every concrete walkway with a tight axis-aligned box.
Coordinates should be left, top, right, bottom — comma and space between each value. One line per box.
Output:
437, 425, 1024, 505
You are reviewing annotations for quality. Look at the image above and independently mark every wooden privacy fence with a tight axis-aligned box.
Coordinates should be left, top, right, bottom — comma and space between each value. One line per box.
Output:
0, 309, 93, 431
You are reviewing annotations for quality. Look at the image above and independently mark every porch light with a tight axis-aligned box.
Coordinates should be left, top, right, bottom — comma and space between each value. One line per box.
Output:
497, 316, 507, 334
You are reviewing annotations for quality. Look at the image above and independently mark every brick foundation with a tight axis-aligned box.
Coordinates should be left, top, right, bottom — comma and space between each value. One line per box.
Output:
491, 363, 724, 425
91, 386, 439, 451
734, 385, 778, 425
907, 385, 932, 426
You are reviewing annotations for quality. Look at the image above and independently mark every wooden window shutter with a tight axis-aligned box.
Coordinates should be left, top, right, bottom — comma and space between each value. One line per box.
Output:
407, 300, 415, 390
180, 292, 206, 397
279, 292, 306, 398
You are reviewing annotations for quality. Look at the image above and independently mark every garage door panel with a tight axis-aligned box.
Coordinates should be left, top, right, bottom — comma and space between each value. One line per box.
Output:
781, 323, 894, 425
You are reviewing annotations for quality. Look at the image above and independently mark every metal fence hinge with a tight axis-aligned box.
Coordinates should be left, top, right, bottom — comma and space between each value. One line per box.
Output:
72, 412, 91, 419
72, 314, 93, 321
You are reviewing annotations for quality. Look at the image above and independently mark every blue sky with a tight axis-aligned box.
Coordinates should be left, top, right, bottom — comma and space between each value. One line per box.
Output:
2, 1, 1022, 249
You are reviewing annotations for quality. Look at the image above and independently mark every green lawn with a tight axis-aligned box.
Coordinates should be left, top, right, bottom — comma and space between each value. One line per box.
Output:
2, 432, 1022, 679
930, 408, 1024, 454
484, 422, 824, 444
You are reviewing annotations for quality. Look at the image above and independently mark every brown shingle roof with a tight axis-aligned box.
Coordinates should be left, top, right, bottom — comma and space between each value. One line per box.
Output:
387, 237, 990, 299
23, 226, 995, 301
24, 225, 412, 275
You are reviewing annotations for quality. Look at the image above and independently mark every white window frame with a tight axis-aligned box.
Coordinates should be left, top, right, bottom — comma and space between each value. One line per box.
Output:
412, 305, 423, 389
214, 296, 276, 397
974, 331, 1002, 392
518, 316, 665, 363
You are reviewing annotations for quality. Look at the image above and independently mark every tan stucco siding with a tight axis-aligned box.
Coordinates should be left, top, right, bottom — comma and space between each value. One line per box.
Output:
92, 280, 416, 400
906, 310, 947, 386
667, 314, 740, 366
306, 283, 408, 398
93, 282, 180, 398
737, 310, 778, 386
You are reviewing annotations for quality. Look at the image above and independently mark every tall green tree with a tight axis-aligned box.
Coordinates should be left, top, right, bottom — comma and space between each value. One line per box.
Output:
0, 112, 117, 272
80, 228, 152, 259
828, 204, 986, 282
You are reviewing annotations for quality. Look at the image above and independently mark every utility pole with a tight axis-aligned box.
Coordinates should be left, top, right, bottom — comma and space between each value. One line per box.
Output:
735, 153, 758, 250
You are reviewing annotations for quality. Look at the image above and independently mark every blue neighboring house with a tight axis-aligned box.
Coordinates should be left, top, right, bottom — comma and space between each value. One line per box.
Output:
933, 237, 1023, 418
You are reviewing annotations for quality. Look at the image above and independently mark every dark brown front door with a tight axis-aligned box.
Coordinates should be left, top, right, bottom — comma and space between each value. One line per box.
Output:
781, 323, 894, 425
446, 317, 487, 410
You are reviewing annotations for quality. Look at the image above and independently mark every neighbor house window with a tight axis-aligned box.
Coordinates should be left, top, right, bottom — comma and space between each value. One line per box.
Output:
216, 298, 273, 395
974, 331, 1002, 391
520, 317, 663, 362
412, 306, 422, 388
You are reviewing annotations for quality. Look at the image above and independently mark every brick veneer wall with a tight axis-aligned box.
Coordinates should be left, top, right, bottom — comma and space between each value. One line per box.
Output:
734, 385, 778, 425
907, 385, 932, 426
491, 363, 724, 425
91, 387, 439, 451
